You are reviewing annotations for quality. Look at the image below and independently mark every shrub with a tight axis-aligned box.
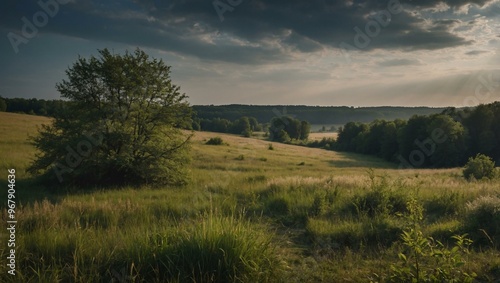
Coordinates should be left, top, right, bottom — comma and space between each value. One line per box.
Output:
206, 137, 224, 145
464, 195, 500, 245
389, 199, 477, 282
463, 154, 496, 180
350, 187, 408, 218
424, 192, 464, 219
268, 143, 274, 150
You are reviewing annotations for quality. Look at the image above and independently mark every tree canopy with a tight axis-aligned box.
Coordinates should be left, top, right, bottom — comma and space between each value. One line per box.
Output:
269, 116, 310, 142
29, 48, 192, 187
332, 102, 500, 168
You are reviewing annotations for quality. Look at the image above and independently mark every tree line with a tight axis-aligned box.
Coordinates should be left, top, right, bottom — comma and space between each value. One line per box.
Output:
193, 105, 444, 125
1, 98, 444, 125
0, 96, 66, 116
316, 102, 500, 168
193, 116, 263, 137
192, 115, 311, 142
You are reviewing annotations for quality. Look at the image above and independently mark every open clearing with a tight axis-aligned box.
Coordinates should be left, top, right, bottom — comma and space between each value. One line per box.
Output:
0, 112, 499, 282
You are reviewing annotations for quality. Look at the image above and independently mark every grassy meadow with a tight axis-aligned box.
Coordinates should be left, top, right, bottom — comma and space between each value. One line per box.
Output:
1, 112, 500, 282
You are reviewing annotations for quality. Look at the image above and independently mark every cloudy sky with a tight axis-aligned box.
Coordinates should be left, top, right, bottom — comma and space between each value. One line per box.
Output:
1, 0, 499, 107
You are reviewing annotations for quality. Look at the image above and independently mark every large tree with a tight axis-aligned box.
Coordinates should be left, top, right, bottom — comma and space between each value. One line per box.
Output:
29, 48, 192, 187
269, 116, 310, 141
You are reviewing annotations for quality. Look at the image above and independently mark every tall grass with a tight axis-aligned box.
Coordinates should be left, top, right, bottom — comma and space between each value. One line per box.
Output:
2, 113, 500, 282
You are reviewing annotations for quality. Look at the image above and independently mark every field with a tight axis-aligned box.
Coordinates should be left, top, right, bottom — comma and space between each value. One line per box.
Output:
308, 132, 338, 141
1, 112, 500, 282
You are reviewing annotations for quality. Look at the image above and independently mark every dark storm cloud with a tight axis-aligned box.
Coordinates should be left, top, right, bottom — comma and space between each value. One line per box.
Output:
0, 0, 496, 64
402, 0, 492, 8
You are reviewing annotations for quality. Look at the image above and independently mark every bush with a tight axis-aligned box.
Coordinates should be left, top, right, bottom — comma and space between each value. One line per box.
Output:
424, 192, 464, 219
351, 188, 390, 218
389, 199, 476, 282
464, 195, 500, 245
463, 154, 496, 180
206, 137, 224, 145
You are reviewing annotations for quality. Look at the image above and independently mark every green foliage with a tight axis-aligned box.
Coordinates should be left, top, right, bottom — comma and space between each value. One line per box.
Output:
349, 172, 408, 218
427, 115, 467, 167
275, 129, 291, 143
306, 217, 401, 251
331, 102, 500, 169
268, 143, 274, 150
336, 122, 367, 151
300, 120, 311, 140
157, 212, 282, 282
464, 195, 500, 245
28, 48, 192, 187
265, 197, 290, 216
242, 128, 252, 137
310, 193, 329, 217
206, 137, 225, 145
424, 192, 464, 219
192, 105, 444, 125
198, 116, 261, 136
269, 116, 310, 142
231, 116, 253, 136
5, 112, 500, 282
463, 154, 496, 180
307, 137, 336, 149
390, 199, 476, 282
1, 97, 65, 116
0, 96, 6, 112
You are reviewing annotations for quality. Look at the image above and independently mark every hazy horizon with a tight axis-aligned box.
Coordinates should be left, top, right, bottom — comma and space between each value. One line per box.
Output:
1, 0, 499, 108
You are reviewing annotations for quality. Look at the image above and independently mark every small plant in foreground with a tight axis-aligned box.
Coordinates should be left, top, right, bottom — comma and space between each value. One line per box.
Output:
463, 153, 496, 181
389, 198, 476, 282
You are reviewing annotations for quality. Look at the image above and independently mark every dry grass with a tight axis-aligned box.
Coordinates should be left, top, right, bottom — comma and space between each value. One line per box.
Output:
308, 132, 338, 141
0, 112, 51, 177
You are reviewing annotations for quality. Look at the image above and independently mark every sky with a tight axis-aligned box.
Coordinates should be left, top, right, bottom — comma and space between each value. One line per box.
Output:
0, 0, 499, 107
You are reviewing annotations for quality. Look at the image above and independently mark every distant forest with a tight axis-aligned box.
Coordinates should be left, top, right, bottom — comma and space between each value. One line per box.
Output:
0, 97, 65, 116
1, 97, 445, 125
193, 105, 445, 125
311, 102, 500, 168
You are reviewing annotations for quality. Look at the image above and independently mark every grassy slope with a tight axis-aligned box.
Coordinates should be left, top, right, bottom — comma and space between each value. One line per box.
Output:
0, 112, 499, 282
0, 112, 52, 176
